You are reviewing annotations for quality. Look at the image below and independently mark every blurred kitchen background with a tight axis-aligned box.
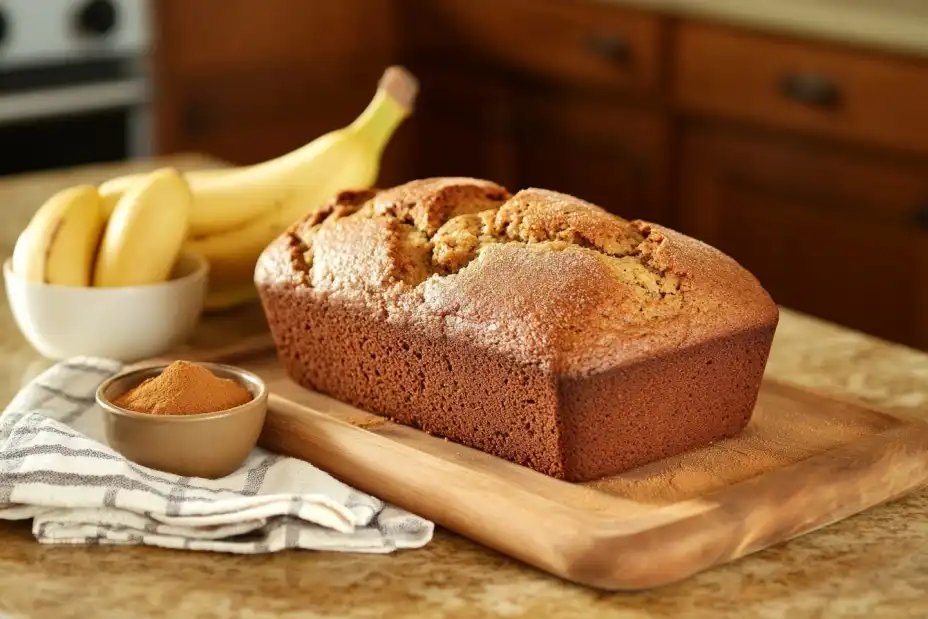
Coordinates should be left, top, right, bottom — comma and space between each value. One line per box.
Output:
3, 0, 928, 352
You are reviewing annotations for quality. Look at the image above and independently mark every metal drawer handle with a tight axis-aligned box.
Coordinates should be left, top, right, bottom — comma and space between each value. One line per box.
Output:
584, 33, 631, 63
779, 73, 842, 108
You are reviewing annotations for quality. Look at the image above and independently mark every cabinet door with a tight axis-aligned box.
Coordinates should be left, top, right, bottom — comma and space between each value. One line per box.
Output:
397, 63, 521, 190
154, 0, 397, 76
680, 126, 928, 349
514, 88, 669, 224
153, 0, 408, 184
164, 66, 394, 162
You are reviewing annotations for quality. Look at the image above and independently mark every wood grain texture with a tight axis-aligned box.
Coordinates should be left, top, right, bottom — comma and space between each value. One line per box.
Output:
149, 0, 928, 353
200, 350, 928, 591
151, 0, 409, 183
676, 21, 928, 154
154, 0, 398, 76
403, 0, 666, 96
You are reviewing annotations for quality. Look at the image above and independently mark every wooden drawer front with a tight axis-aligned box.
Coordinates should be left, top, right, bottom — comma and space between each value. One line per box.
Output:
155, 0, 397, 74
676, 23, 928, 153
411, 0, 664, 96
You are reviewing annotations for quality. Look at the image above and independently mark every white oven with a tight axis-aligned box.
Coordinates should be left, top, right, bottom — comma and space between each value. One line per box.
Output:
0, 0, 151, 175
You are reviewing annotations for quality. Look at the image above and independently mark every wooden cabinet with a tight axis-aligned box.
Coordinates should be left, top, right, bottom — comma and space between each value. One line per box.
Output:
406, 0, 665, 97
676, 22, 928, 153
161, 66, 391, 164
396, 63, 521, 190
399, 0, 670, 222
512, 87, 669, 223
400, 63, 670, 223
680, 125, 928, 348
152, 0, 410, 184
675, 22, 928, 349
152, 0, 928, 349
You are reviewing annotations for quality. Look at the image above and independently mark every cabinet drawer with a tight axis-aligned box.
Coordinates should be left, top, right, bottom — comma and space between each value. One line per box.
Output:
156, 0, 397, 74
410, 0, 665, 96
676, 23, 928, 153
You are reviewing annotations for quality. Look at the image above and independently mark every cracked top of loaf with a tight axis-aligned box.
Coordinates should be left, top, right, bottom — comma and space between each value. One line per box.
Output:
255, 177, 778, 376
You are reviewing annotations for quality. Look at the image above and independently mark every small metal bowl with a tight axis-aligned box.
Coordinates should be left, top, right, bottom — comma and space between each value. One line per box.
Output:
96, 362, 268, 479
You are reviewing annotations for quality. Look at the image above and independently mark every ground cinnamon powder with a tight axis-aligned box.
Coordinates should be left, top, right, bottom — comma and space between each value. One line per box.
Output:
113, 360, 253, 415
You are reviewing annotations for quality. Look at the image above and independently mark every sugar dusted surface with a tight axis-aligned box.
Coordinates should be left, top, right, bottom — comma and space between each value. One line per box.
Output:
256, 179, 777, 376
256, 177, 779, 481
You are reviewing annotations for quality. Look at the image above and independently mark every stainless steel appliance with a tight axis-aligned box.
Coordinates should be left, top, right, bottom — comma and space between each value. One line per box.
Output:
0, 0, 151, 175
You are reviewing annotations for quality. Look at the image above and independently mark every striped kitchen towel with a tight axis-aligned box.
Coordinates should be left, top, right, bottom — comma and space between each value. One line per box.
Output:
0, 357, 433, 553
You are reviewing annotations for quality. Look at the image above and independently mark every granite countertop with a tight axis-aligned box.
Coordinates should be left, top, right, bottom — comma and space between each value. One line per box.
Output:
2, 157, 928, 619
604, 0, 928, 59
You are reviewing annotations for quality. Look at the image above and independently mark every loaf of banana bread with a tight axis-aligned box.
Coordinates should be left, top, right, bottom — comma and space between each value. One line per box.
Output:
254, 178, 778, 482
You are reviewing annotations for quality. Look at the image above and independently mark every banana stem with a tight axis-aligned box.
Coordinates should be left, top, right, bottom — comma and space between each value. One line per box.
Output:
349, 89, 410, 157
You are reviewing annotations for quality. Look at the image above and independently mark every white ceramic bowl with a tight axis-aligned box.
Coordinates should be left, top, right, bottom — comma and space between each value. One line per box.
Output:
3, 251, 208, 362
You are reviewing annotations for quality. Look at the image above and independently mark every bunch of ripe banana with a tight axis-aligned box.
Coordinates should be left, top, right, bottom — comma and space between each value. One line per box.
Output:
10, 66, 419, 310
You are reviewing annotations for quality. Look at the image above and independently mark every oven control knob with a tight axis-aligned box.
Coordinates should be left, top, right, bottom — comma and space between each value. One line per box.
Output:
77, 0, 118, 36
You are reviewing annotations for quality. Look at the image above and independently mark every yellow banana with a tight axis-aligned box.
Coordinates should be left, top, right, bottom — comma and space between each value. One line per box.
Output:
98, 168, 227, 220
185, 66, 419, 310
186, 133, 385, 282
11, 185, 105, 286
99, 66, 419, 238
93, 168, 192, 287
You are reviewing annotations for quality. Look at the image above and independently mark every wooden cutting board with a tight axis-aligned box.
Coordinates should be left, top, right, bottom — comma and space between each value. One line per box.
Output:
173, 334, 928, 591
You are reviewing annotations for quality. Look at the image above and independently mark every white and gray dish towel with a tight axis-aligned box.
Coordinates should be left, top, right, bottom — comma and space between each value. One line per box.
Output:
0, 356, 433, 553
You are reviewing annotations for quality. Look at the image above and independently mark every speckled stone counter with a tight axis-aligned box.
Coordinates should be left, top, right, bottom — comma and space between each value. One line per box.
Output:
603, 0, 928, 59
1, 159, 928, 618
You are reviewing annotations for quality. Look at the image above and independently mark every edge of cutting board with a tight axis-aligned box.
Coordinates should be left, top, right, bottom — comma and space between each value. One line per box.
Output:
258, 384, 928, 591
160, 332, 928, 590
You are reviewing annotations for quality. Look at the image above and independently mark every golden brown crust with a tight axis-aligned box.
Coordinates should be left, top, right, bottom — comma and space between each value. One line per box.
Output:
255, 177, 779, 481
256, 177, 776, 376
370, 177, 510, 236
